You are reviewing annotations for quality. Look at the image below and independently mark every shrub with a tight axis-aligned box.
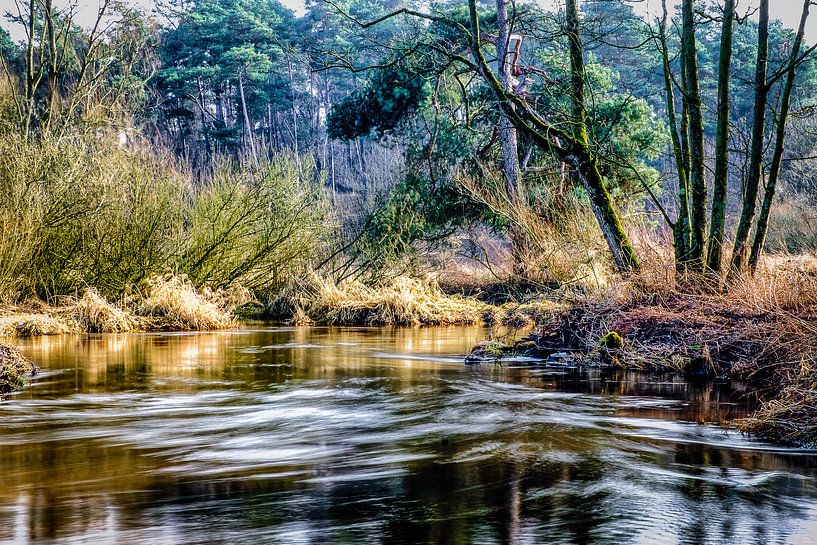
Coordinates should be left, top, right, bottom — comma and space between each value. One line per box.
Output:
0, 128, 329, 301
0, 132, 185, 298
180, 155, 328, 291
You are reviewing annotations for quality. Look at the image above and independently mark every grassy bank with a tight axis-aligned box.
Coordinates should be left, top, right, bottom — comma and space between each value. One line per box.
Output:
0, 275, 243, 337
259, 275, 561, 327
265, 275, 492, 326
497, 255, 817, 447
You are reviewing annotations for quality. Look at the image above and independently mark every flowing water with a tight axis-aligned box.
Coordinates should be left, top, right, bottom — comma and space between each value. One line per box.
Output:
2, 326, 817, 544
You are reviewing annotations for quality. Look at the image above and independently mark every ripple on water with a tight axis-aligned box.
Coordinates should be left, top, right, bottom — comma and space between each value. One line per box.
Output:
1, 327, 817, 545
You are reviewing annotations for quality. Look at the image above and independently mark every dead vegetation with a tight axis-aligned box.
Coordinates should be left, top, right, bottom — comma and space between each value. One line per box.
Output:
271, 275, 493, 326
68, 289, 143, 333
135, 275, 242, 331
0, 342, 37, 394
264, 274, 564, 327
0, 275, 242, 337
527, 254, 817, 446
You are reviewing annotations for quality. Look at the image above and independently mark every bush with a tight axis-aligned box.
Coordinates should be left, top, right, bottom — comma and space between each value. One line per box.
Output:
181, 155, 328, 291
0, 132, 185, 298
0, 129, 329, 302
762, 194, 817, 254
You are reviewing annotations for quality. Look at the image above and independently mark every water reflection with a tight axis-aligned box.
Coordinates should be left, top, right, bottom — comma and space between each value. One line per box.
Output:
1, 326, 816, 544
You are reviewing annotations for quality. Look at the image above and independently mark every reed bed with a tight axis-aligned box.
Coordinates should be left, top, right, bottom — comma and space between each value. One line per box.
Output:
0, 275, 242, 337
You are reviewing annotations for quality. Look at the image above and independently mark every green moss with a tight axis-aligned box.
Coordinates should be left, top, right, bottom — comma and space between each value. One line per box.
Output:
600, 331, 624, 349
485, 341, 511, 358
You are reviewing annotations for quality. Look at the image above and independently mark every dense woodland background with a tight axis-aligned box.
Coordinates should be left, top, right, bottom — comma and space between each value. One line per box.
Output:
2, 0, 817, 301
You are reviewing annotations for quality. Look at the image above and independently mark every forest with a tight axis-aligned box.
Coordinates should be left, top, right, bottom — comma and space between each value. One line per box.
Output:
2, 0, 817, 446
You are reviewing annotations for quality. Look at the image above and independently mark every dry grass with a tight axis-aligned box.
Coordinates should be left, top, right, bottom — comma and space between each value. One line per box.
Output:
0, 310, 79, 337
135, 275, 239, 331
489, 300, 564, 329
741, 380, 817, 447
65, 289, 144, 333
274, 275, 494, 326
0, 275, 243, 337
457, 170, 613, 288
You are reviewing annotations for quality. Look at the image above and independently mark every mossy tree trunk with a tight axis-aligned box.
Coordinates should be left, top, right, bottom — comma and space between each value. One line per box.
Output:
730, 0, 769, 273
681, 0, 708, 274
706, 0, 735, 277
564, 0, 638, 273
658, 0, 690, 273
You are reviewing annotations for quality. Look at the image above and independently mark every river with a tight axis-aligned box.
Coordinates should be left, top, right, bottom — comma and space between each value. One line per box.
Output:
1, 326, 816, 544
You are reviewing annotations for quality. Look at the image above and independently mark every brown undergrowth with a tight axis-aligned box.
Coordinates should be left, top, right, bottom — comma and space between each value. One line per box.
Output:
270, 275, 492, 326
530, 254, 817, 446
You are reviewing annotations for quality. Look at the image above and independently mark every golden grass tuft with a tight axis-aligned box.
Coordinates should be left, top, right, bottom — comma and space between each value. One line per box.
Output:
278, 275, 493, 326
136, 275, 238, 331
0, 275, 242, 337
65, 289, 144, 333
0, 312, 78, 337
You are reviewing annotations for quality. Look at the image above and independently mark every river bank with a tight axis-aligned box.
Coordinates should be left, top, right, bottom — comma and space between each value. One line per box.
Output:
469, 260, 817, 447
3, 267, 816, 447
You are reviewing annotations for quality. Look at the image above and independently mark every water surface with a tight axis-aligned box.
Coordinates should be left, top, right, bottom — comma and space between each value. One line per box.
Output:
2, 326, 816, 544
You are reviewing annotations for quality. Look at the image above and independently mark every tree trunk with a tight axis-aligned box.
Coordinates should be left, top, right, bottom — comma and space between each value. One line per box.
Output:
197, 78, 212, 157
749, 0, 812, 271
730, 0, 769, 273
659, 0, 691, 272
681, 0, 707, 273
706, 0, 735, 276
565, 0, 637, 272
44, 0, 58, 130
237, 74, 256, 156
496, 0, 521, 200
568, 150, 638, 273
24, 0, 37, 138
496, 0, 526, 276
287, 52, 299, 157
